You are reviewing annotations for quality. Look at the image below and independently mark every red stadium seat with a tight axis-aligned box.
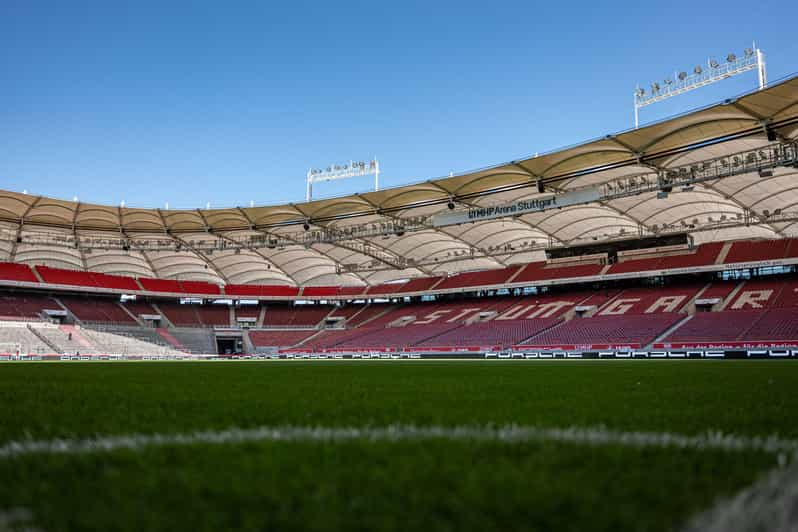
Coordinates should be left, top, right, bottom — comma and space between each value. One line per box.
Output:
234, 305, 262, 320
345, 304, 394, 327
35, 266, 96, 287
513, 262, 604, 284
0, 294, 58, 320
196, 305, 231, 326
524, 313, 682, 348
301, 286, 339, 297
248, 329, 318, 347
225, 284, 300, 297
365, 282, 407, 296
179, 280, 222, 295
91, 272, 140, 291
122, 300, 159, 316
724, 239, 790, 264
337, 286, 366, 297
607, 243, 723, 275
262, 304, 333, 327
138, 277, 183, 294
435, 266, 522, 290
597, 285, 702, 315
665, 311, 760, 343
59, 296, 136, 323
0, 262, 39, 283
401, 277, 444, 293
332, 322, 462, 349
157, 302, 203, 326
418, 318, 560, 349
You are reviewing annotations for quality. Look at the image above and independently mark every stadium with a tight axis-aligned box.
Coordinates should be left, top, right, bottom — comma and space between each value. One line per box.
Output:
2, 6, 798, 530
3, 74, 798, 360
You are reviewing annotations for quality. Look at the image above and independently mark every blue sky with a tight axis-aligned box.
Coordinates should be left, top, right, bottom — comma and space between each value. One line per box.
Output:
1, 0, 796, 209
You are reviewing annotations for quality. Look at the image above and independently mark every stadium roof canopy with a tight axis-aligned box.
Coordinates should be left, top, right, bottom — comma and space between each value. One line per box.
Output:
2, 74, 798, 287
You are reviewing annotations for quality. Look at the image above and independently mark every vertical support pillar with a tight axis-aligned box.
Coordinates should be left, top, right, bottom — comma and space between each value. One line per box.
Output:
757, 49, 767, 89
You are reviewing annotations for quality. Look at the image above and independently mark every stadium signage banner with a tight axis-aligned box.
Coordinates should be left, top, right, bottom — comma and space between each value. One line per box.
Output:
653, 341, 798, 349
516, 343, 641, 350
431, 187, 601, 227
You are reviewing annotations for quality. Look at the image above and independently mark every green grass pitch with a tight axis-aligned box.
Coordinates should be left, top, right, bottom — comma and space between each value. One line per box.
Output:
1, 360, 796, 531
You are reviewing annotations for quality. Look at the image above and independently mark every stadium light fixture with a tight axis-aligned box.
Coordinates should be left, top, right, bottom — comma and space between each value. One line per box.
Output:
594, 140, 794, 199
633, 44, 767, 128
306, 158, 380, 201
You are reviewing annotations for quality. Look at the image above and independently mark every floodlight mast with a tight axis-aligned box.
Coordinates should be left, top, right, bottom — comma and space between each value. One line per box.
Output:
633, 45, 767, 128
306, 158, 380, 201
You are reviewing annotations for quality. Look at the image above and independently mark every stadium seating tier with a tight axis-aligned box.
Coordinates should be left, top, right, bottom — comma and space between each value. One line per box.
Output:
0, 262, 39, 283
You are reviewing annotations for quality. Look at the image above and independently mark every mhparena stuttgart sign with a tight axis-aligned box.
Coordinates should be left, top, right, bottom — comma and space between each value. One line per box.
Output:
432, 187, 601, 227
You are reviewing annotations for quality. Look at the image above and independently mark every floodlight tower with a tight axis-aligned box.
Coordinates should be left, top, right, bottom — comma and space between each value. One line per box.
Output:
306, 158, 380, 201
633, 44, 767, 128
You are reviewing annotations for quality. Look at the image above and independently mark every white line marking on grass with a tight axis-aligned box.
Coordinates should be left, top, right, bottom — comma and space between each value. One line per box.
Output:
0, 507, 41, 532
681, 459, 798, 532
3, 426, 796, 532
1, 425, 797, 459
